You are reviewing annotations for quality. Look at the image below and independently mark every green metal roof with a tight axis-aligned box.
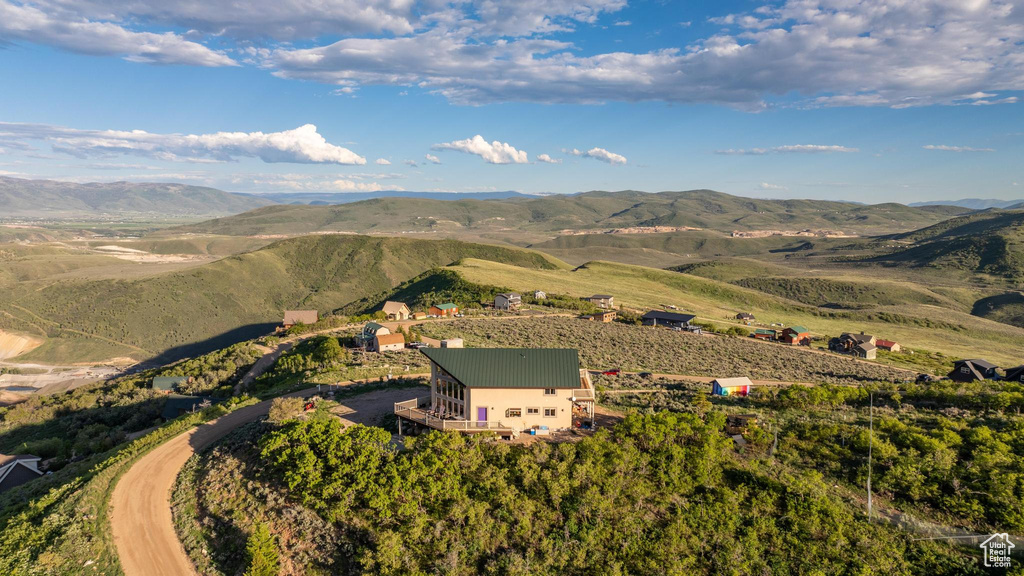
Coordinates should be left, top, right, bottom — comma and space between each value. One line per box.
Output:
754, 329, 775, 335
785, 326, 809, 334
434, 303, 458, 310
152, 376, 187, 391
420, 348, 582, 389
364, 322, 387, 334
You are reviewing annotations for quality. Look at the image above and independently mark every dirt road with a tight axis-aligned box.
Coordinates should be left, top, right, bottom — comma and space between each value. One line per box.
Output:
110, 384, 422, 576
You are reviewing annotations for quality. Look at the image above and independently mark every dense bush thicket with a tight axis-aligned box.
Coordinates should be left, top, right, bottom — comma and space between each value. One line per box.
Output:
158, 342, 262, 396
240, 413, 976, 575
418, 317, 912, 384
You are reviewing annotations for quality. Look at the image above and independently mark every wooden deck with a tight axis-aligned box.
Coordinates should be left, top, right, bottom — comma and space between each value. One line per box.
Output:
395, 397, 515, 434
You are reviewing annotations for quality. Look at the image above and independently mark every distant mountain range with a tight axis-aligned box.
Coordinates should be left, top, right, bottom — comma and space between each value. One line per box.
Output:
909, 198, 1024, 210
247, 190, 534, 204
0, 177, 272, 218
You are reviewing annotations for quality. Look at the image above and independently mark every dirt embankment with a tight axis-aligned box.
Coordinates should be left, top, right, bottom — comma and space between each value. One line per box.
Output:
0, 330, 42, 360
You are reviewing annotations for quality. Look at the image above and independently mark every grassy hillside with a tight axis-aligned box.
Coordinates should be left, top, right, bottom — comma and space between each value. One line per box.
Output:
174, 189, 968, 237
0, 236, 558, 363
449, 258, 1024, 367
869, 210, 1024, 281
971, 292, 1024, 329
0, 176, 272, 218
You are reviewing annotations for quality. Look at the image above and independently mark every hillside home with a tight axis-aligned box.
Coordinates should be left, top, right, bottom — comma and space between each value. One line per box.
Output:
855, 343, 877, 360
152, 376, 188, 394
429, 303, 459, 317
780, 326, 810, 346
712, 377, 754, 397
282, 310, 319, 329
394, 348, 595, 436
374, 333, 405, 352
382, 301, 410, 321
494, 293, 522, 311
583, 310, 617, 322
831, 332, 876, 353
736, 312, 755, 321
876, 339, 901, 352
362, 322, 390, 339
587, 295, 615, 309
440, 338, 464, 348
753, 329, 776, 341
1005, 366, 1024, 383
0, 454, 42, 494
411, 312, 427, 320
642, 310, 696, 329
534, 290, 547, 300
949, 359, 999, 382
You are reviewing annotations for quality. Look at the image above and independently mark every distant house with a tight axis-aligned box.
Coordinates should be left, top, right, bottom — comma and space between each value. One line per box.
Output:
533, 290, 547, 300
382, 301, 410, 321
712, 377, 754, 397
395, 348, 595, 434
411, 311, 427, 320
752, 329, 776, 341
780, 326, 810, 346
374, 333, 406, 352
429, 303, 459, 317
494, 293, 522, 311
736, 312, 755, 321
642, 310, 696, 329
1004, 366, 1024, 383
587, 295, 615, 309
0, 454, 42, 494
583, 310, 616, 323
152, 376, 188, 394
876, 339, 901, 352
949, 359, 999, 382
440, 338, 464, 348
855, 343, 877, 360
282, 310, 318, 329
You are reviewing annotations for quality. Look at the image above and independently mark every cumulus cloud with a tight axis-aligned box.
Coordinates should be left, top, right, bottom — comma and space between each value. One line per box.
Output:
375, 158, 391, 165
759, 182, 787, 190
425, 153, 441, 164
403, 159, 418, 167
716, 145, 858, 155
923, 144, 996, 152
536, 153, 561, 164
0, 122, 366, 164
566, 147, 627, 164
0, 1, 235, 66
432, 135, 529, 164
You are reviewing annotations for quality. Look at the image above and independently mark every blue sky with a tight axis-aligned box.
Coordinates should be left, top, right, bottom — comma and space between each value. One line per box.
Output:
0, 0, 1022, 202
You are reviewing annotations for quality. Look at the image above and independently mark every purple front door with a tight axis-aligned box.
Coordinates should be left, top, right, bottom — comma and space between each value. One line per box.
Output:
477, 406, 487, 423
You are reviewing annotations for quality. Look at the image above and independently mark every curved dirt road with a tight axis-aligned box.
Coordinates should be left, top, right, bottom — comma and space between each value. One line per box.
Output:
110, 385, 422, 576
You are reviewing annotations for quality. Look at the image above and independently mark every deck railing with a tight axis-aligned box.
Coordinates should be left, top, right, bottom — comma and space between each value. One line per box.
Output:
395, 397, 513, 433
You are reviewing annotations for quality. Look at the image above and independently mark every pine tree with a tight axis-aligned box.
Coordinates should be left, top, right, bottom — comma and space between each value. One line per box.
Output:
244, 522, 279, 576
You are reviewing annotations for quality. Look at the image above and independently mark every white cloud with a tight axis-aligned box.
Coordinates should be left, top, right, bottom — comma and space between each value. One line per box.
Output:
265, 0, 1024, 108
536, 153, 561, 164
0, 1, 235, 66
375, 158, 392, 165
329, 179, 398, 192
425, 153, 441, 164
403, 159, 418, 167
566, 146, 626, 164
759, 182, 787, 190
432, 135, 529, 164
716, 145, 858, 155
614, 20, 631, 26
923, 144, 996, 152
0, 122, 366, 164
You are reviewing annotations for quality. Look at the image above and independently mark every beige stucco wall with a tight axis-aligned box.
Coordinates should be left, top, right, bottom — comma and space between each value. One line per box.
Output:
466, 387, 573, 431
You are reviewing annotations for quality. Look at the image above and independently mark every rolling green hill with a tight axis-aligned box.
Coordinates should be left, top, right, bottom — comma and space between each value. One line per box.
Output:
868, 210, 1024, 280
173, 189, 968, 237
0, 235, 558, 363
0, 176, 273, 218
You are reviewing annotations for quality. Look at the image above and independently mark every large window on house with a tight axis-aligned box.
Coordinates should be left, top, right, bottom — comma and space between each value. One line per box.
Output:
506, 408, 522, 418
543, 408, 557, 417
544, 388, 556, 395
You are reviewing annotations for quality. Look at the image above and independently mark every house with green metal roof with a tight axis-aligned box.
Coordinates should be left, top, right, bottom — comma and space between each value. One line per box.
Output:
428, 302, 460, 317
780, 326, 811, 346
395, 347, 595, 436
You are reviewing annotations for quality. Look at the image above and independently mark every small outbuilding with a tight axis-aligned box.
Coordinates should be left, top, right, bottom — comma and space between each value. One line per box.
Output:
752, 329, 776, 341
876, 339, 901, 352
855, 343, 877, 360
642, 310, 696, 329
374, 333, 406, 352
533, 290, 547, 300
440, 338, 464, 348
282, 310, 319, 329
712, 377, 754, 397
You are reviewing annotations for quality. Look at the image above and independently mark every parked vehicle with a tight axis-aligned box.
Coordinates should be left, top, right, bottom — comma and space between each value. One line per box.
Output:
602, 369, 621, 376
406, 342, 430, 349
639, 372, 653, 379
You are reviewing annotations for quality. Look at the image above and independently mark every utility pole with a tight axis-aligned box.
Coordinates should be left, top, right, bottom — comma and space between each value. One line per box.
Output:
867, 390, 873, 521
